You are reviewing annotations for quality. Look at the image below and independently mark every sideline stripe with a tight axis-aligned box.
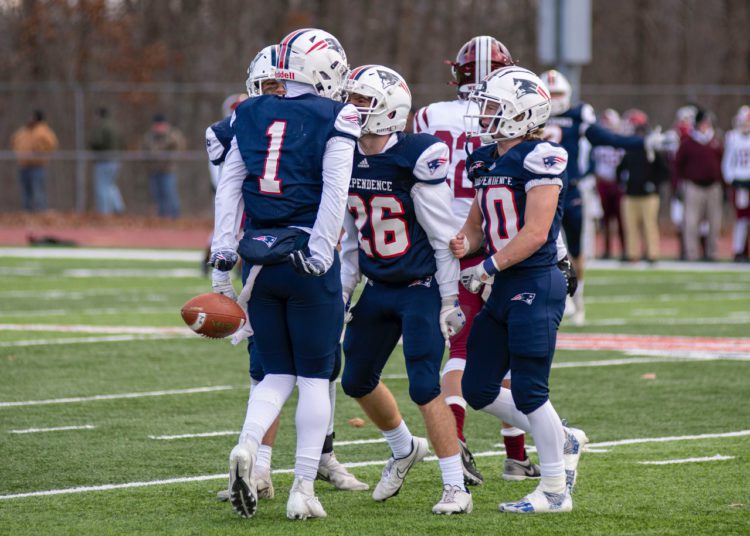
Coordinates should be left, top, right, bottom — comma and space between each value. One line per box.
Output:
0, 324, 192, 335
0, 247, 202, 262
0, 386, 233, 408
0, 335, 185, 348
638, 454, 734, 465
9, 425, 96, 434
2, 430, 746, 500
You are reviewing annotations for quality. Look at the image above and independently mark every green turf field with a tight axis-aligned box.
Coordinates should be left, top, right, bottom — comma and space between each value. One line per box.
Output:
1, 251, 749, 535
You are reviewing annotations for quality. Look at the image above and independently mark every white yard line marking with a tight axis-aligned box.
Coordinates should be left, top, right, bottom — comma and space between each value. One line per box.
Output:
63, 269, 201, 278
585, 293, 750, 304
2, 429, 746, 501
589, 430, 750, 448
334, 438, 388, 446
584, 316, 750, 326
638, 454, 735, 465
0, 335, 185, 348
0, 247, 202, 262
0, 307, 178, 318
0, 324, 191, 335
9, 425, 96, 434
0, 386, 233, 408
149, 431, 236, 440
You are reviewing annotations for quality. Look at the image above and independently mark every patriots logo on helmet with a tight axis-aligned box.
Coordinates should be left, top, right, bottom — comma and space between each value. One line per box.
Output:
252, 235, 277, 248
514, 78, 539, 98
427, 157, 448, 174
542, 155, 567, 168
377, 69, 400, 89
511, 292, 536, 305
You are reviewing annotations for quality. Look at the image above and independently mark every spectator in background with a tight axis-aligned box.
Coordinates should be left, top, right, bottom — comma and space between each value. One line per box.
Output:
142, 113, 186, 218
89, 107, 125, 215
675, 109, 724, 261
617, 109, 669, 263
591, 109, 625, 259
722, 105, 750, 262
665, 105, 698, 260
11, 110, 59, 212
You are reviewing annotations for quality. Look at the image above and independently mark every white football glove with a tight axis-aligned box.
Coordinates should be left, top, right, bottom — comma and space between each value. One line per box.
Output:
439, 296, 465, 340
644, 126, 664, 162
343, 288, 354, 324
211, 268, 237, 301
460, 258, 498, 294
288, 249, 326, 276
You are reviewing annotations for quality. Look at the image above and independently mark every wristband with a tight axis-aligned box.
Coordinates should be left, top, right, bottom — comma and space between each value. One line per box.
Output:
482, 256, 500, 276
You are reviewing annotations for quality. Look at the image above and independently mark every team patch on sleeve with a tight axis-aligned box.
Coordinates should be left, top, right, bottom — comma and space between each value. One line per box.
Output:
205, 126, 226, 164
334, 104, 362, 140
523, 142, 568, 176
413, 141, 450, 182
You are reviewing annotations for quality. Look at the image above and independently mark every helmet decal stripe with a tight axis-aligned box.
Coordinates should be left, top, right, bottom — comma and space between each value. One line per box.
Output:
278, 29, 307, 69
306, 40, 328, 53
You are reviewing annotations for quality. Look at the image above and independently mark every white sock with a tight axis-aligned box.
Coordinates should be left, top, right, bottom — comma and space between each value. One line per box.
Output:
294, 377, 331, 481
438, 453, 465, 488
501, 426, 525, 437
733, 219, 749, 254
573, 281, 585, 310
255, 445, 272, 471
480, 388, 530, 431
444, 395, 467, 408
327, 380, 336, 436
383, 420, 414, 459
527, 401, 565, 494
238, 374, 295, 447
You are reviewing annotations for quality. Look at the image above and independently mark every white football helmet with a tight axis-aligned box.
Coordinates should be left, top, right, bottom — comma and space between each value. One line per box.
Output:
246, 45, 279, 97
465, 66, 551, 144
345, 65, 411, 135
276, 28, 349, 101
735, 105, 750, 133
540, 70, 572, 116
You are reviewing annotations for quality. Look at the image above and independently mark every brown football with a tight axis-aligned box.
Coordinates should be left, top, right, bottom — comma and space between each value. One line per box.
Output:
180, 293, 246, 339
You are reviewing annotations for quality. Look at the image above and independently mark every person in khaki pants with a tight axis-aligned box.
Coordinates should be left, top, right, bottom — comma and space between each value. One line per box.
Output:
617, 110, 670, 262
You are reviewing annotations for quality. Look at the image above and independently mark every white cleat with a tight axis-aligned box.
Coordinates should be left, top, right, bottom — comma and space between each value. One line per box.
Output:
499, 485, 572, 513
228, 443, 258, 518
372, 437, 430, 501
432, 484, 473, 515
571, 307, 586, 327
317, 452, 369, 491
216, 488, 230, 502
286, 476, 327, 520
563, 426, 589, 493
254, 467, 275, 499
563, 296, 576, 318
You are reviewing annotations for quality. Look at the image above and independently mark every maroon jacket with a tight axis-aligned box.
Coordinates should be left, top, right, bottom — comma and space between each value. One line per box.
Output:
675, 134, 723, 187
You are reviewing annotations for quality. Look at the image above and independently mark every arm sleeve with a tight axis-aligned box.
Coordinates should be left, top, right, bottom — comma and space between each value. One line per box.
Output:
523, 142, 567, 190
307, 136, 356, 271
413, 141, 450, 183
340, 209, 360, 296
211, 137, 246, 252
205, 125, 227, 166
556, 232, 568, 261
330, 103, 362, 142
721, 133, 735, 183
411, 181, 460, 298
584, 122, 644, 150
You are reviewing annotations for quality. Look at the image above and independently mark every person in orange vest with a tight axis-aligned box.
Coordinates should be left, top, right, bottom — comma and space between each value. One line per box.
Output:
11, 110, 59, 212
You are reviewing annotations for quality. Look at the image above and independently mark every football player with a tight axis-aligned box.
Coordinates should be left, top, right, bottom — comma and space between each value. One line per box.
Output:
722, 105, 750, 261
450, 66, 588, 513
210, 29, 361, 521
540, 69, 660, 325
340, 65, 471, 514
413, 36, 542, 484
207, 46, 367, 504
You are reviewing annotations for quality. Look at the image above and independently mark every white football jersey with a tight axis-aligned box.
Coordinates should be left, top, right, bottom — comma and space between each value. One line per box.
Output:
414, 99, 482, 227
722, 129, 750, 182
591, 146, 624, 182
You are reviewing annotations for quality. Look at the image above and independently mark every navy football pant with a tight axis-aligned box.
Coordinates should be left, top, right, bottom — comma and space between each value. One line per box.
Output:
563, 185, 583, 258
462, 266, 565, 414
342, 279, 444, 406
245, 256, 343, 379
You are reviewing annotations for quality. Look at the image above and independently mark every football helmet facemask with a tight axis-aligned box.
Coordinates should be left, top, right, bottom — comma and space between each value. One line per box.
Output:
451, 36, 514, 97
540, 69, 572, 116
345, 65, 411, 135
465, 66, 551, 144
276, 28, 349, 101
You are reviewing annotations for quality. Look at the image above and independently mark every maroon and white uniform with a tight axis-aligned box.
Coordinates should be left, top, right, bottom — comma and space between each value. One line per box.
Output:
722, 128, 750, 219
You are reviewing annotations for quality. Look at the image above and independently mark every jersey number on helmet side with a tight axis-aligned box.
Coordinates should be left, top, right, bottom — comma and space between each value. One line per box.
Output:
481, 186, 519, 252
348, 194, 410, 258
259, 120, 286, 194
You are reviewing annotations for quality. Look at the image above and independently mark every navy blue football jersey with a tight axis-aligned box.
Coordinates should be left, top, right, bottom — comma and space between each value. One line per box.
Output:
347, 132, 450, 284
233, 93, 360, 229
466, 140, 568, 269
545, 103, 643, 183
205, 116, 234, 166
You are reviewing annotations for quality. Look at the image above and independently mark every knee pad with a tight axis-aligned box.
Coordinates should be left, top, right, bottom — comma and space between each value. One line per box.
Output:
407, 361, 441, 406
509, 370, 549, 414
341, 362, 378, 399
251, 374, 296, 411
461, 375, 500, 410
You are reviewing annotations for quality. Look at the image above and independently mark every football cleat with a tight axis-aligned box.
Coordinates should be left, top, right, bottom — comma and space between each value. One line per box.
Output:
286, 476, 327, 520
432, 484, 473, 515
254, 467, 275, 499
228, 443, 258, 518
563, 425, 589, 493
499, 485, 572, 513
503, 456, 542, 481
459, 440, 484, 486
216, 488, 230, 502
372, 437, 429, 501
317, 452, 369, 491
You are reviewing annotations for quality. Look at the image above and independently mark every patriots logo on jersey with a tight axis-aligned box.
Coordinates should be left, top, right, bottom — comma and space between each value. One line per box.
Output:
342, 114, 360, 125
408, 276, 433, 288
427, 157, 448, 174
542, 155, 567, 168
511, 292, 536, 305
252, 235, 277, 248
